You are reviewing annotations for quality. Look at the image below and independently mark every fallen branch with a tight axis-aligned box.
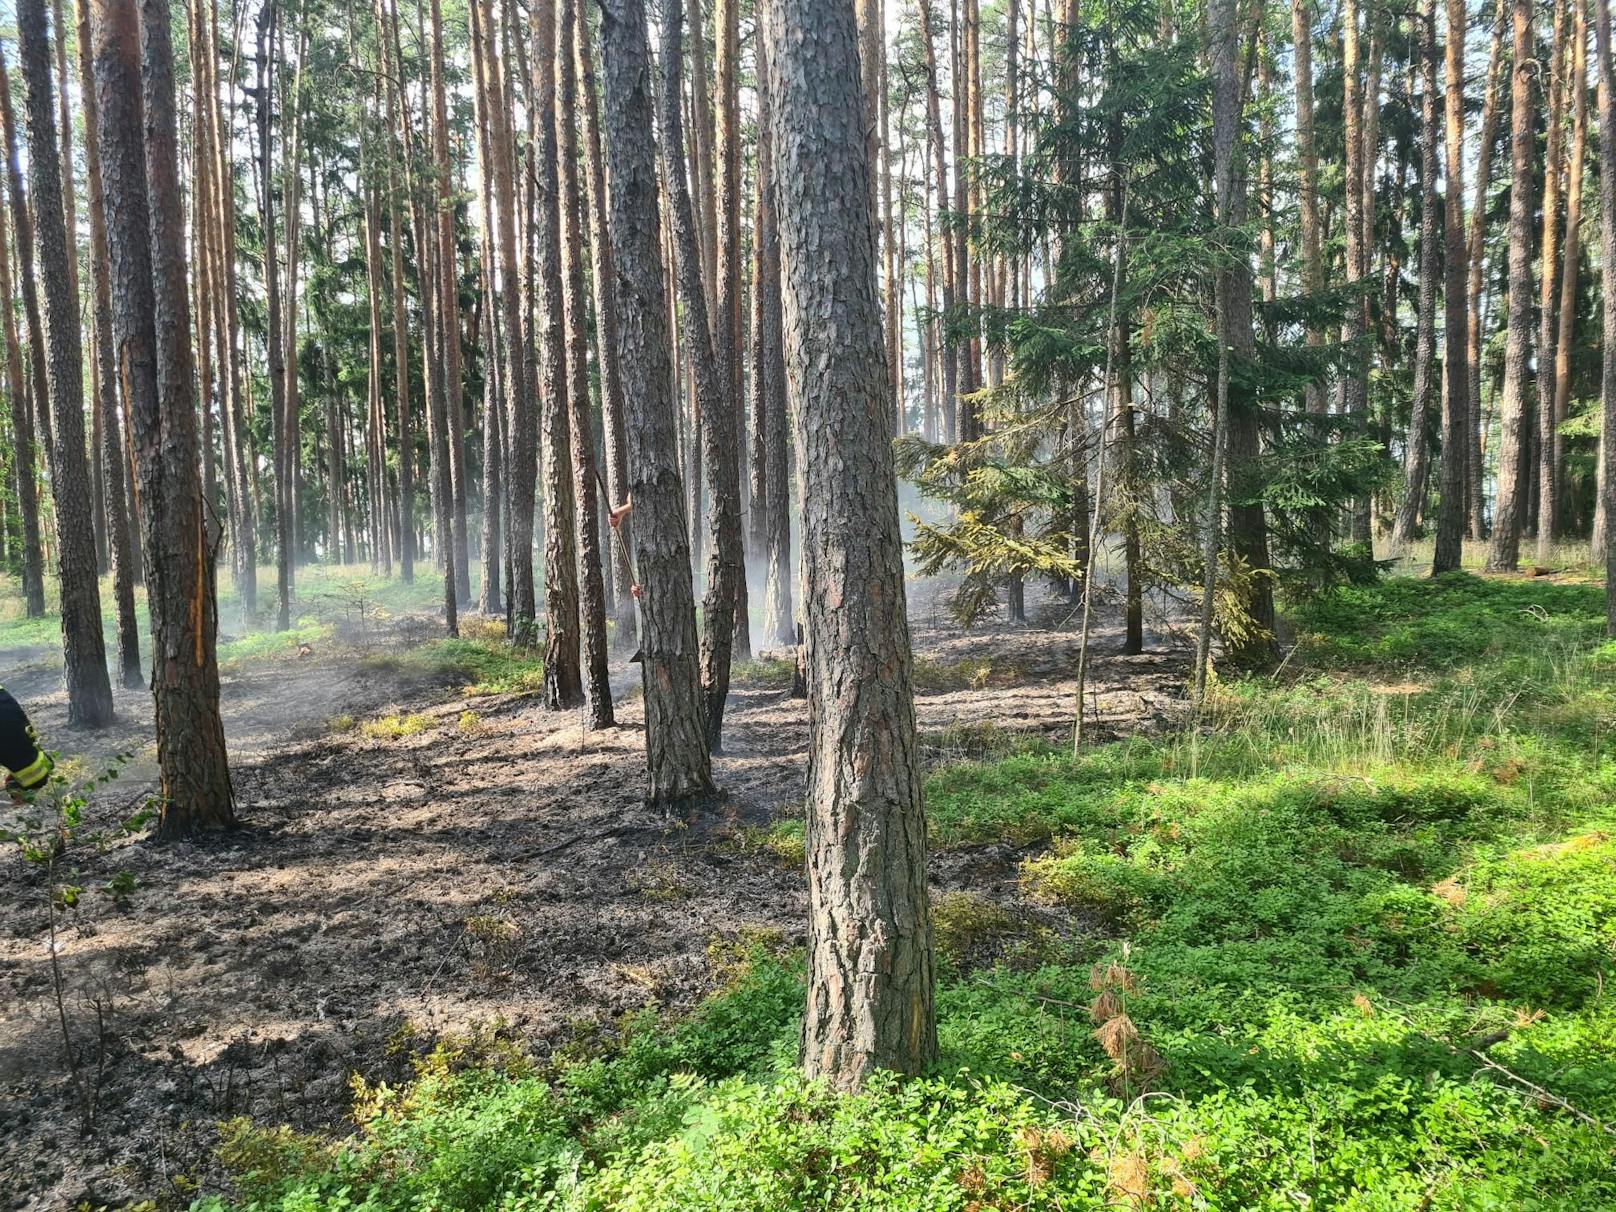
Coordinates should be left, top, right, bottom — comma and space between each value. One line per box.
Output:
1469, 1049, 1616, 1137
519, 824, 648, 861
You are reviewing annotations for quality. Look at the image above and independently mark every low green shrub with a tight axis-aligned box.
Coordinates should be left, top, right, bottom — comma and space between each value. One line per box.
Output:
198, 577, 1616, 1211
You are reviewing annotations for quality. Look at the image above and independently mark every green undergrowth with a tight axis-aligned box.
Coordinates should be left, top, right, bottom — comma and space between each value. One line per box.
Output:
359, 617, 550, 697
199, 574, 1616, 1211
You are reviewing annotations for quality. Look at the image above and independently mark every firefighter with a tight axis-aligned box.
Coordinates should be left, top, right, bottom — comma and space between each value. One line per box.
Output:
0, 685, 52, 793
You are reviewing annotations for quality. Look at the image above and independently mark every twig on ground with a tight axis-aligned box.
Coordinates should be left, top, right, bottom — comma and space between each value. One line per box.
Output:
1468, 1049, 1616, 1137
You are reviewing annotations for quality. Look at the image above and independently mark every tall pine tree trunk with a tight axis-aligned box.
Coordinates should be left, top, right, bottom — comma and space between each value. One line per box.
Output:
1394, 0, 1441, 552
15, 3, 114, 727
574, 0, 636, 646
597, 0, 714, 806
1484, 0, 1536, 572
532, 0, 583, 705
256, 5, 294, 630
94, 0, 235, 830
76, 0, 141, 688
0, 190, 43, 619
1433, 0, 1475, 570
768, 0, 935, 1091
657, 0, 741, 752
754, 32, 794, 649
557, 0, 613, 727
1466, 0, 1507, 541
716, 0, 749, 661
1536, 0, 1568, 561
428, 0, 471, 602
1595, 0, 1615, 612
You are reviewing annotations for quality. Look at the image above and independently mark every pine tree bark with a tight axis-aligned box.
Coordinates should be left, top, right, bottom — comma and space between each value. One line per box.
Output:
657, 0, 741, 752
531, 0, 583, 705
1466, 0, 1507, 541
1103, 102, 1141, 654
1394, 0, 1441, 551
597, 0, 714, 806
376, 0, 416, 585
917, 0, 955, 444
482, 0, 536, 629
469, 1, 502, 612
1340, 0, 1372, 544
1554, 0, 1587, 528
15, 4, 114, 728
94, 0, 236, 831
280, 23, 307, 568
557, 0, 613, 728
715, 0, 749, 660
1536, 0, 1568, 561
1292, 0, 1326, 416
768, 0, 935, 1090
0, 192, 43, 619
198, 0, 256, 611
76, 0, 141, 688
1217, 0, 1276, 662
1595, 0, 1615, 611
754, 32, 794, 649
1484, 0, 1536, 572
255, 5, 293, 631
1433, 0, 1475, 570
0, 52, 55, 473
428, 0, 471, 602
574, 0, 636, 645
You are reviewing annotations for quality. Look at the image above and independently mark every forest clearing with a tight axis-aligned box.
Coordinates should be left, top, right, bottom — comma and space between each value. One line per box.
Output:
2, 0, 1616, 1205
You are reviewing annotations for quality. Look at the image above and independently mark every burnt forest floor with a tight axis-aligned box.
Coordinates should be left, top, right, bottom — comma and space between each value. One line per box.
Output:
1, 571, 1187, 1210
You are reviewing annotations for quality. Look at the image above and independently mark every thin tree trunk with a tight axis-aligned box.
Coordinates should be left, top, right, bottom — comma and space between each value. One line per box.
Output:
76, 0, 140, 688
557, 0, 613, 727
1594, 0, 1615, 628
376, 0, 415, 585
1394, 0, 1441, 552
1536, 0, 1568, 561
255, 5, 293, 631
280, 20, 308, 568
715, 0, 749, 660
766, 0, 935, 1091
1554, 0, 1587, 532
428, 0, 471, 602
479, 253, 504, 613
0, 182, 43, 618
531, 0, 583, 705
1484, 0, 1536, 572
1466, 0, 1507, 541
483, 0, 536, 630
1104, 99, 1142, 655
1341, 0, 1371, 544
1434, 0, 1479, 570
0, 53, 54, 471
1196, 0, 1239, 705
658, 0, 741, 751
13, 9, 114, 728
918, 0, 955, 445
1293, 0, 1327, 416
574, 0, 636, 645
201, 0, 255, 612
469, 2, 502, 612
597, 0, 714, 806
754, 32, 793, 648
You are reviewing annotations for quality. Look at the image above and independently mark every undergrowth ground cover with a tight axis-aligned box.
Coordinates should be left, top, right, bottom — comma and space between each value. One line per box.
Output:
199, 573, 1615, 1210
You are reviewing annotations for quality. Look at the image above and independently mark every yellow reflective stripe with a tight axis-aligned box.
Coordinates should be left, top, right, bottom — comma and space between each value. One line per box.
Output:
11, 748, 51, 789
